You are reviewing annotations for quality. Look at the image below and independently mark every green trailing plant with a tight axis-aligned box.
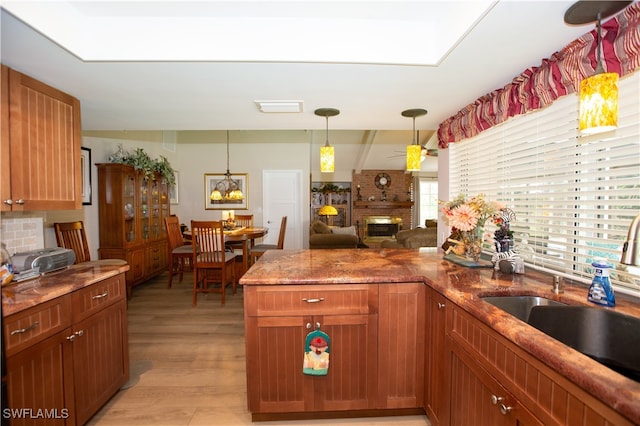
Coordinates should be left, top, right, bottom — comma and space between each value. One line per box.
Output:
109, 145, 176, 186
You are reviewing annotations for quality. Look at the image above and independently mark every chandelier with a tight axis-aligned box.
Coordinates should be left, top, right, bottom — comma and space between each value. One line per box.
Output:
210, 131, 244, 202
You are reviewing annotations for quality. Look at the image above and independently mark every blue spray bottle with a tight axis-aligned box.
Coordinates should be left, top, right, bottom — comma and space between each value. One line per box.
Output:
587, 259, 615, 307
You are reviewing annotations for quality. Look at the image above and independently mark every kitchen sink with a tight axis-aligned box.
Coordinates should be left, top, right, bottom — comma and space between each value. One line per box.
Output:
528, 306, 640, 382
481, 295, 567, 322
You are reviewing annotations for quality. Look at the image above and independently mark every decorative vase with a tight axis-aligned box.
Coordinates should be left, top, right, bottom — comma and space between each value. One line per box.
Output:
464, 226, 484, 263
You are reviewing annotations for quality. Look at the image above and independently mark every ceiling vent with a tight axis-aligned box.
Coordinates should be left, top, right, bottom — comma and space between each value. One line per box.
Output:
255, 100, 303, 113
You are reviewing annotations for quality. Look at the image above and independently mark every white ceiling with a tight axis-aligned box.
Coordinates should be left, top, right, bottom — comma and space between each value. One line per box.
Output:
0, 0, 597, 134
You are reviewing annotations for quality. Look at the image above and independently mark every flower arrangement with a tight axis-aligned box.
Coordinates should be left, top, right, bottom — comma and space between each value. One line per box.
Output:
440, 193, 504, 262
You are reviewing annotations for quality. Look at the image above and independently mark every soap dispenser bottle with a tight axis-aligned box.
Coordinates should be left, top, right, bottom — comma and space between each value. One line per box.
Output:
587, 259, 615, 307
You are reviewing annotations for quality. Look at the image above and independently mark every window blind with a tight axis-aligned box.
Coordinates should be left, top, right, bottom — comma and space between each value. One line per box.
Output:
449, 73, 640, 296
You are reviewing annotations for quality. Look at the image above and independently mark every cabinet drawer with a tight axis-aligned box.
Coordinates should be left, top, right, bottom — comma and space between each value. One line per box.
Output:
72, 274, 125, 321
245, 284, 376, 316
4, 296, 72, 356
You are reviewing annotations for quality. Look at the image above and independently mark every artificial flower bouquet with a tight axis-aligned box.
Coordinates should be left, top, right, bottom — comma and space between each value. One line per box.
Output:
440, 193, 515, 262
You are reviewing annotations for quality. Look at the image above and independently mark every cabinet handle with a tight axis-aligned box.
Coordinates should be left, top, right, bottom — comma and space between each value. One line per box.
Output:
92, 291, 109, 300
500, 404, 513, 415
490, 395, 504, 405
302, 297, 325, 303
66, 330, 84, 342
10, 321, 39, 335
437, 302, 446, 309
3, 199, 12, 206
306, 322, 321, 330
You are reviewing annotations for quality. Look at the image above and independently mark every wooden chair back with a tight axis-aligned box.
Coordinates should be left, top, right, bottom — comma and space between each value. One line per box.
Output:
235, 214, 254, 228
276, 216, 287, 249
164, 215, 186, 251
191, 220, 228, 264
54, 221, 91, 264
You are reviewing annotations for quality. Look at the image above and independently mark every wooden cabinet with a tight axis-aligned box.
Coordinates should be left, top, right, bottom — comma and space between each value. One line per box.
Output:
1, 65, 82, 212
424, 287, 448, 426
311, 182, 351, 226
3, 273, 129, 426
97, 163, 170, 297
244, 284, 378, 416
445, 299, 634, 426
377, 283, 424, 409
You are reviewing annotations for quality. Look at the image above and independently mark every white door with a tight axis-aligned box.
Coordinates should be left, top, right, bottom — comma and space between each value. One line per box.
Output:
262, 170, 303, 249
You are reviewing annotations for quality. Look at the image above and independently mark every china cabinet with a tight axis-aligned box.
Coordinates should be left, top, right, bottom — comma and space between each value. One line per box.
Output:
97, 163, 170, 297
310, 182, 351, 226
1, 65, 82, 211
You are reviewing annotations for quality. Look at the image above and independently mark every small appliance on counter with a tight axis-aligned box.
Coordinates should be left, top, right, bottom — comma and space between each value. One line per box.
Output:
11, 247, 76, 274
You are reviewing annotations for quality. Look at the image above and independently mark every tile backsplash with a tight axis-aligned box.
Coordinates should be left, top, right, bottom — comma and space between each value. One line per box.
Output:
0, 217, 44, 255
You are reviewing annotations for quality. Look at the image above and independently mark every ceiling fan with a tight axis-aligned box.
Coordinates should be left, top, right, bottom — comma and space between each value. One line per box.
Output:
388, 130, 439, 160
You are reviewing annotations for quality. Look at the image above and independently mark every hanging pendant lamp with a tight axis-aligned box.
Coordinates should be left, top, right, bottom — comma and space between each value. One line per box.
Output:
315, 108, 340, 173
210, 130, 244, 202
402, 108, 427, 172
564, 1, 631, 135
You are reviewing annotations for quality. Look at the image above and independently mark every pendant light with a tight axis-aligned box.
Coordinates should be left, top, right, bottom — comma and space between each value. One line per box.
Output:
564, 1, 631, 135
402, 108, 427, 171
210, 130, 244, 202
315, 108, 340, 173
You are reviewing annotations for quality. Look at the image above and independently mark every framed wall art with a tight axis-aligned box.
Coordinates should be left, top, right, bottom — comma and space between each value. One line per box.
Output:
80, 147, 92, 205
204, 173, 248, 210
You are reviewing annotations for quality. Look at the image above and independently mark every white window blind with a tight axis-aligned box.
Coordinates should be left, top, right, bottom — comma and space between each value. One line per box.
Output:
449, 73, 640, 296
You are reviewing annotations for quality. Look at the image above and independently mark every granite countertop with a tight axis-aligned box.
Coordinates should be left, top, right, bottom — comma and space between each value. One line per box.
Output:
241, 248, 640, 424
2, 260, 130, 317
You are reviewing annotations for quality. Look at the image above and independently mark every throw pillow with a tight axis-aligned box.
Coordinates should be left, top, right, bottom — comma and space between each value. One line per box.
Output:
425, 219, 438, 228
331, 226, 356, 236
312, 220, 332, 234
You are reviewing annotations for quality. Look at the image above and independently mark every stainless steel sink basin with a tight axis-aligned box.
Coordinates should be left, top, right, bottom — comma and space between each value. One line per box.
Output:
528, 306, 640, 382
481, 296, 567, 322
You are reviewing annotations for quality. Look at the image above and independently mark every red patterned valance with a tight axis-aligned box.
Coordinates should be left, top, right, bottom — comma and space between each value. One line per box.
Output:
437, 2, 640, 148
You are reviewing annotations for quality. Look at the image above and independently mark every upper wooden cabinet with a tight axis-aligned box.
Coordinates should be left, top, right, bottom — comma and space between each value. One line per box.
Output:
1, 65, 82, 211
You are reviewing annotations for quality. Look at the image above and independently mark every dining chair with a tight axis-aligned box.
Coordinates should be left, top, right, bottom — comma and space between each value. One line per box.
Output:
234, 214, 254, 228
191, 220, 237, 306
54, 221, 91, 264
164, 215, 194, 288
252, 216, 287, 263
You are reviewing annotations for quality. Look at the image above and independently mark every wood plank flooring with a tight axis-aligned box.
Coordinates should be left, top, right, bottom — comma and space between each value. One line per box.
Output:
88, 272, 430, 426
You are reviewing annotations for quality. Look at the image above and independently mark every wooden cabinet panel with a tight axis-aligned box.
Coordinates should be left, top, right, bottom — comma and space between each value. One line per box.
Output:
72, 274, 125, 322
244, 285, 378, 415
377, 283, 424, 409
450, 343, 542, 426
3, 296, 72, 357
72, 299, 129, 425
424, 288, 448, 426
4, 272, 129, 426
3, 67, 81, 211
6, 329, 75, 426
447, 302, 634, 426
1, 65, 10, 212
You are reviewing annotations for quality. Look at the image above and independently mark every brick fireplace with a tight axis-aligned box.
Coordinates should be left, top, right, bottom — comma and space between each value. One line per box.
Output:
352, 170, 414, 245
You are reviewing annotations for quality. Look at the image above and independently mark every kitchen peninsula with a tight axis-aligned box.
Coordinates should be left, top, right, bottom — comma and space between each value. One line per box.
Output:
241, 248, 640, 425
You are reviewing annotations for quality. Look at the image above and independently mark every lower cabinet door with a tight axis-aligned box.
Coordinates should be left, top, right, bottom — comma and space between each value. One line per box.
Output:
245, 313, 377, 414
72, 300, 129, 425
6, 330, 75, 426
449, 344, 543, 426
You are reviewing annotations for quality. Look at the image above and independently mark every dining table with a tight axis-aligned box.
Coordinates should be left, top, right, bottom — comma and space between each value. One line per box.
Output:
183, 226, 268, 274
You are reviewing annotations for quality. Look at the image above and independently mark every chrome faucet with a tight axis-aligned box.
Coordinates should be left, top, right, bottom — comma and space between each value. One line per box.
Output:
621, 213, 640, 266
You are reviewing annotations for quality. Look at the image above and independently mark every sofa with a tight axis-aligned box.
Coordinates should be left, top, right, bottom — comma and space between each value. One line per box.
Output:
309, 220, 359, 249
380, 219, 438, 248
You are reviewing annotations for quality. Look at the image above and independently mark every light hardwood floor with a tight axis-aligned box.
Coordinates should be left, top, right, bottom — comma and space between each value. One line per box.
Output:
88, 272, 430, 426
